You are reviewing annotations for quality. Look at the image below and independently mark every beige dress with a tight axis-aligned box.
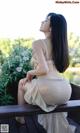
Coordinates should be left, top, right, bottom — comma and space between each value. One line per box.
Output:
24, 39, 75, 133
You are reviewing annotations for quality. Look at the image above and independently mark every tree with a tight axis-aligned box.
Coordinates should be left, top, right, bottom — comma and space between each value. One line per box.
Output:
68, 32, 80, 67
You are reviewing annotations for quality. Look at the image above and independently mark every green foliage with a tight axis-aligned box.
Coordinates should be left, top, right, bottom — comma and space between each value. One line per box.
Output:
0, 39, 12, 57
2, 44, 32, 82
13, 38, 34, 48
63, 68, 80, 86
0, 93, 14, 105
0, 50, 5, 65
68, 32, 80, 67
63, 71, 73, 82
0, 44, 32, 105
0, 38, 33, 57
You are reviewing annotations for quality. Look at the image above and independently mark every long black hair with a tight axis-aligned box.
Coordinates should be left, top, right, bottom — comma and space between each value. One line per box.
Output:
47, 13, 69, 73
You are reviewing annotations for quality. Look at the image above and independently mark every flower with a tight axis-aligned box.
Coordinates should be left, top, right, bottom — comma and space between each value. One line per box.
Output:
16, 67, 22, 72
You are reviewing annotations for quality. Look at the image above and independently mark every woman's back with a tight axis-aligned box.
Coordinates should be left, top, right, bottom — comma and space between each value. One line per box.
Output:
37, 39, 63, 79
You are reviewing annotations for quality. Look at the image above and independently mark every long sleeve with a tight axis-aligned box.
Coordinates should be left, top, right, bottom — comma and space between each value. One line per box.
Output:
29, 40, 49, 76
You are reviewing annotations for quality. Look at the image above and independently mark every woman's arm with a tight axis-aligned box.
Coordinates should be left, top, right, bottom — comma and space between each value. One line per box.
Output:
27, 40, 49, 77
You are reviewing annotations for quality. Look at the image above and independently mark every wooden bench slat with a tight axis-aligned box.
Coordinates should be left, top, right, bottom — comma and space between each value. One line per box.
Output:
0, 100, 80, 119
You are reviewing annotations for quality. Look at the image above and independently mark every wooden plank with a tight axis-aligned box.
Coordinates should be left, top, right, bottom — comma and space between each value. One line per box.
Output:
0, 100, 80, 119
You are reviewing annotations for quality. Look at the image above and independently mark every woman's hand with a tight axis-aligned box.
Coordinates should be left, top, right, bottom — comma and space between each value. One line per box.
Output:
26, 71, 33, 82
19, 78, 27, 87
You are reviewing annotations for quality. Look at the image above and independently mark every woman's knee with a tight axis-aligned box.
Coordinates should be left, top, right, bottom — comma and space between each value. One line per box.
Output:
18, 79, 23, 85
18, 79, 24, 90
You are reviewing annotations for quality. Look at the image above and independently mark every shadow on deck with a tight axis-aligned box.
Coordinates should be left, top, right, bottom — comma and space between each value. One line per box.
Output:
0, 115, 46, 133
0, 116, 80, 133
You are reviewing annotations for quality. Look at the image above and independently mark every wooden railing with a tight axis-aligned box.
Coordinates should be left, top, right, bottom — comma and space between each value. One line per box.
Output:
0, 100, 80, 119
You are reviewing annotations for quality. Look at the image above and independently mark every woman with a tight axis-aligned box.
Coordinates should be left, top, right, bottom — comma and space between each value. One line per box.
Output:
16, 13, 74, 133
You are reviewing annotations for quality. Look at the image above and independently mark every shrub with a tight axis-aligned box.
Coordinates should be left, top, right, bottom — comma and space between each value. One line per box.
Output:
0, 44, 32, 105
0, 50, 5, 65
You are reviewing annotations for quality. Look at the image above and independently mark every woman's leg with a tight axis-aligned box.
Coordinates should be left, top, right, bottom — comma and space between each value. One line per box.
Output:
18, 79, 26, 105
16, 78, 26, 124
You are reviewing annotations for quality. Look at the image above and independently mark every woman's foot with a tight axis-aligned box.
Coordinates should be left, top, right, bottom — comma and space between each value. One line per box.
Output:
15, 117, 25, 124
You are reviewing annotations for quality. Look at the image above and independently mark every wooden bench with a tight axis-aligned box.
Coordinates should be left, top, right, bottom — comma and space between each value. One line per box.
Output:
0, 100, 80, 119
